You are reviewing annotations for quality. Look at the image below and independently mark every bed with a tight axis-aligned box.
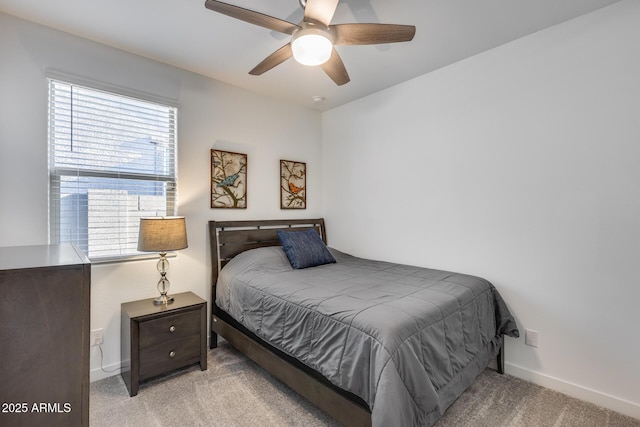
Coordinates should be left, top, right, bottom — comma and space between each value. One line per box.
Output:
209, 218, 519, 427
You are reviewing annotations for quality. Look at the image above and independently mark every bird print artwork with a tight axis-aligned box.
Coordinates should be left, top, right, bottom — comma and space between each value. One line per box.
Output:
281, 160, 306, 209
217, 173, 240, 188
288, 181, 304, 194
211, 149, 247, 208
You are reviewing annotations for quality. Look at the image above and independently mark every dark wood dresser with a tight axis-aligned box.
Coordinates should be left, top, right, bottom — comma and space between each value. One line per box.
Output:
0, 244, 91, 427
121, 291, 207, 396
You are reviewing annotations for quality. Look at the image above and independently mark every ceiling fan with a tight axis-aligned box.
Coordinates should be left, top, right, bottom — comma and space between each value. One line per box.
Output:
204, 0, 416, 86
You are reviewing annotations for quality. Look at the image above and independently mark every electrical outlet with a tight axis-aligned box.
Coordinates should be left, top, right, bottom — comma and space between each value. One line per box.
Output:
525, 329, 539, 348
90, 329, 104, 346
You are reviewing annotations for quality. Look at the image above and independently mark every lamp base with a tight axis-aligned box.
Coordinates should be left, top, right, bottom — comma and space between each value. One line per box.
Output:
153, 294, 174, 305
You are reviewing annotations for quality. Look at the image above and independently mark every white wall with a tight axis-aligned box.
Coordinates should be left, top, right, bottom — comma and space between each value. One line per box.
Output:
323, 0, 640, 419
0, 13, 322, 381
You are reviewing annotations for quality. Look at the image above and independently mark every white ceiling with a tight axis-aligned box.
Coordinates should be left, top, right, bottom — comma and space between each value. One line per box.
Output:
0, 0, 621, 111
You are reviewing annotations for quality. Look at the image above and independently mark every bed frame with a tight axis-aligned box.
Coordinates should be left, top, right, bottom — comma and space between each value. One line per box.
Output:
208, 218, 505, 427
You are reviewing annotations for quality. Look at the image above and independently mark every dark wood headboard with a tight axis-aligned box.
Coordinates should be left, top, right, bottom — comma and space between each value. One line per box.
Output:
208, 218, 327, 305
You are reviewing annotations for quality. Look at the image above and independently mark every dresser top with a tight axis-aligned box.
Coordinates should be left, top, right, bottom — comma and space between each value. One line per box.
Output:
0, 244, 90, 271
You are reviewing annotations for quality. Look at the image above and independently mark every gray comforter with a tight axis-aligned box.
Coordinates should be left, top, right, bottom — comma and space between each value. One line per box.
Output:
217, 246, 519, 426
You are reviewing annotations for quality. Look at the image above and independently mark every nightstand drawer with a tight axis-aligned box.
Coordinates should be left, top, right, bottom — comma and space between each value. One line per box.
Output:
139, 334, 201, 380
139, 310, 201, 348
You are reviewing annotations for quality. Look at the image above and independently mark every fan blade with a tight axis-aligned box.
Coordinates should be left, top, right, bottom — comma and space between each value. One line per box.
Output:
332, 23, 416, 45
270, 7, 304, 40
205, 0, 300, 35
304, 0, 339, 27
249, 44, 293, 75
321, 49, 350, 86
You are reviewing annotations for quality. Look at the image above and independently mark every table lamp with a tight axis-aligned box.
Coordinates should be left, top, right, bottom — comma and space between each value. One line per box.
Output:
137, 216, 188, 305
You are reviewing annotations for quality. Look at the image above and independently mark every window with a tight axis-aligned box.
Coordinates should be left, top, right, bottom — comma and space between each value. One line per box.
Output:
49, 79, 178, 261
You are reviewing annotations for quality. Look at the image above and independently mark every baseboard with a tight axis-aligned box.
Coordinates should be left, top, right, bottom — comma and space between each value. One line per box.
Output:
506, 362, 640, 420
90, 362, 121, 382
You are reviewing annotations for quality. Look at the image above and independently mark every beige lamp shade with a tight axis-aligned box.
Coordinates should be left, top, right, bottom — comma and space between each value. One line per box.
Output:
138, 217, 188, 252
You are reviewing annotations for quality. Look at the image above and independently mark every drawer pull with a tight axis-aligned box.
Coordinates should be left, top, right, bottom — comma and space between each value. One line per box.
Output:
169, 325, 176, 332
169, 351, 176, 358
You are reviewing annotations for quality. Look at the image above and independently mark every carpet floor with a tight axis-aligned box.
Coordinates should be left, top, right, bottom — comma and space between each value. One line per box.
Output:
90, 342, 639, 427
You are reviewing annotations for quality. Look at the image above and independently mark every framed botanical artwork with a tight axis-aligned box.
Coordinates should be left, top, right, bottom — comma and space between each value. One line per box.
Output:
211, 149, 247, 208
280, 160, 306, 209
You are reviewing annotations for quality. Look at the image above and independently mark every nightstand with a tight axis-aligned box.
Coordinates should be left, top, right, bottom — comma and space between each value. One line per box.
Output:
121, 291, 207, 396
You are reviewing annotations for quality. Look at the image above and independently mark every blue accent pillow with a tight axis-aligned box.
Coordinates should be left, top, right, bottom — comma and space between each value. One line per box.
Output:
277, 229, 336, 269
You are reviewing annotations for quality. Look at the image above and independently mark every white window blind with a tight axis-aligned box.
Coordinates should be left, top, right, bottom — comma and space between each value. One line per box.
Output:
49, 79, 178, 261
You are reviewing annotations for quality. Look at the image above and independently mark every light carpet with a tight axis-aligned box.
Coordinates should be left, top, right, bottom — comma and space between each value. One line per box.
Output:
90, 342, 639, 427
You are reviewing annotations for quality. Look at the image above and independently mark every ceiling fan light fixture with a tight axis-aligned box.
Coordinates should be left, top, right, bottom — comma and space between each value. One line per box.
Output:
205, 0, 415, 85
291, 29, 333, 66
